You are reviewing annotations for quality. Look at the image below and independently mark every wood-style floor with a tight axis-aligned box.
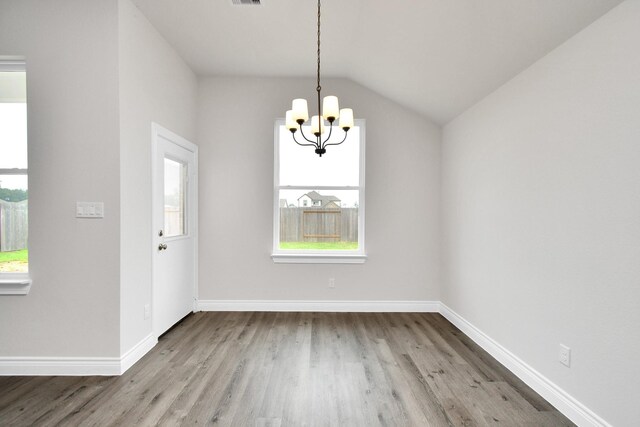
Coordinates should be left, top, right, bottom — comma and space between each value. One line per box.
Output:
0, 312, 573, 426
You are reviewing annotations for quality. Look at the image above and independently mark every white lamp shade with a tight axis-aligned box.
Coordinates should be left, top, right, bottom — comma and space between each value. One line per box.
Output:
292, 99, 309, 123
339, 108, 354, 129
285, 110, 297, 130
311, 115, 325, 135
322, 95, 340, 120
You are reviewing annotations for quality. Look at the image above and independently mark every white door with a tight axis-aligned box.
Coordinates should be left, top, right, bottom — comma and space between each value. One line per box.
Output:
152, 123, 198, 338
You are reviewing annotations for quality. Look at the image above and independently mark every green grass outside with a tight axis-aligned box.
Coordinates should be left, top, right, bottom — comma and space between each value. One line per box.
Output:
279, 242, 358, 250
0, 249, 28, 272
0, 249, 28, 263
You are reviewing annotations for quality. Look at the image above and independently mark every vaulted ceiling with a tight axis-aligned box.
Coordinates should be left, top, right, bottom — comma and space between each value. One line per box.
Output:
131, 0, 622, 124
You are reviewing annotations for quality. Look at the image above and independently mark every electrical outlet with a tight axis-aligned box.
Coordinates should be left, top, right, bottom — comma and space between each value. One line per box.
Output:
328, 278, 335, 288
559, 344, 571, 367
144, 304, 151, 320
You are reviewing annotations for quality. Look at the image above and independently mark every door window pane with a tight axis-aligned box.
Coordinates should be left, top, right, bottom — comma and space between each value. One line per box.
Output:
164, 157, 186, 237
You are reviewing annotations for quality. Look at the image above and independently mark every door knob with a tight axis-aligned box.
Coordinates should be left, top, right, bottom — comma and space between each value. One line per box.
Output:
158, 243, 167, 251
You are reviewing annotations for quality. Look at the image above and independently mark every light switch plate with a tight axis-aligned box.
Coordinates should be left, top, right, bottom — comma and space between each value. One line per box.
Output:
76, 202, 104, 218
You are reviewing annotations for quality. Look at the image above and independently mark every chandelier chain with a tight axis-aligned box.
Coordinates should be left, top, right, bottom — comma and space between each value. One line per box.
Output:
316, 0, 321, 93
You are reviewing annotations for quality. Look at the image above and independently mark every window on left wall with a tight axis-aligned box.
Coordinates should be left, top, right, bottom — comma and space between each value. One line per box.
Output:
0, 60, 31, 294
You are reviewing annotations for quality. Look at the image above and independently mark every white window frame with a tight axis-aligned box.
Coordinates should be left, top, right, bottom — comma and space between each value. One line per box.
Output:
0, 59, 31, 294
272, 119, 366, 264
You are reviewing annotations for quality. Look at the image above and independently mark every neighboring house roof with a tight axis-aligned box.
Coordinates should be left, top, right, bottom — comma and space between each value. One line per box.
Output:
298, 191, 341, 208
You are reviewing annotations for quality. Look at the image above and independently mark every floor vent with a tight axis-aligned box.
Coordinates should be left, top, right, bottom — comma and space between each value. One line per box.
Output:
231, 0, 261, 5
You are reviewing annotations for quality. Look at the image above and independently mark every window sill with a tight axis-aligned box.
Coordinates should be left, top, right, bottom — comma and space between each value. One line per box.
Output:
271, 253, 367, 264
0, 275, 32, 295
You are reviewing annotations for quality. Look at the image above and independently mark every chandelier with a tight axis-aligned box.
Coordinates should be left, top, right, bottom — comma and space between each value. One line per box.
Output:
284, 0, 354, 157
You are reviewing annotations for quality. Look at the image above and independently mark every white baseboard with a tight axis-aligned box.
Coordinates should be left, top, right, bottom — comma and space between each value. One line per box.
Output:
0, 334, 157, 376
0, 357, 121, 376
120, 334, 157, 374
439, 303, 611, 427
196, 299, 440, 313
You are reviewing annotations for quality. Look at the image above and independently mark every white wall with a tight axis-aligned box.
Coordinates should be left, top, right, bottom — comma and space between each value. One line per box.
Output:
118, 0, 197, 353
197, 77, 441, 302
441, 2, 640, 425
0, 0, 121, 356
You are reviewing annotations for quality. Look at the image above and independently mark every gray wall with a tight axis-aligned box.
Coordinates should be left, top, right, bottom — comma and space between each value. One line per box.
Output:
441, 2, 640, 424
0, 0, 198, 359
197, 77, 441, 302
0, 0, 121, 357
118, 0, 197, 354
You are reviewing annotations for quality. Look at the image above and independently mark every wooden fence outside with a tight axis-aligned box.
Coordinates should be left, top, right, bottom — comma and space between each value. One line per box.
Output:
280, 207, 358, 242
0, 199, 28, 252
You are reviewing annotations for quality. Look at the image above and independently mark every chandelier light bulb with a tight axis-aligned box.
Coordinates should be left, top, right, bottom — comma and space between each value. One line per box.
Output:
339, 108, 354, 130
292, 99, 309, 123
322, 96, 340, 122
285, 110, 297, 132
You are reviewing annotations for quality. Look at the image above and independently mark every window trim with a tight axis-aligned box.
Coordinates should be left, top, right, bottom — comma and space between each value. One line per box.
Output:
0, 59, 31, 294
0, 60, 25, 72
0, 274, 32, 295
271, 119, 366, 264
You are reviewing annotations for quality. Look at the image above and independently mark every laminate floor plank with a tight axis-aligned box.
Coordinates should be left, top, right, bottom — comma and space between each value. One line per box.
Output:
280, 312, 313, 425
224, 312, 289, 425
156, 312, 252, 425
370, 314, 465, 425
425, 313, 558, 413
179, 312, 268, 425
0, 376, 50, 409
18, 376, 110, 426
0, 312, 573, 426
0, 376, 86, 425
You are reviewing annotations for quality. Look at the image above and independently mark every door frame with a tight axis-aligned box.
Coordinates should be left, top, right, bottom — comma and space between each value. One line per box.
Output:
151, 122, 198, 339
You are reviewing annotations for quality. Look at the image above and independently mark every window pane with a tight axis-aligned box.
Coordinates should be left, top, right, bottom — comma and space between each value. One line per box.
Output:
0, 174, 28, 272
278, 189, 359, 251
0, 71, 28, 169
279, 125, 360, 187
164, 158, 186, 237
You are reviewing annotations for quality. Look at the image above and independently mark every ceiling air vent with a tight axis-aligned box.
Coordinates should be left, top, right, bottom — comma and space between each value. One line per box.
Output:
231, 0, 261, 5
